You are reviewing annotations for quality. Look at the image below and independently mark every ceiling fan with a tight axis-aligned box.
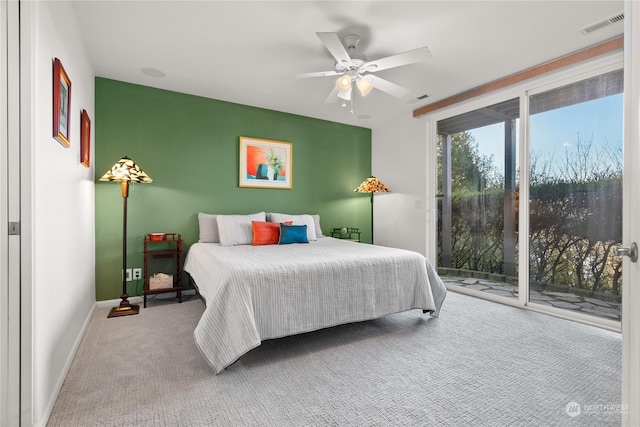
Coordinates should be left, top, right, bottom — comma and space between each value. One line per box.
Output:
299, 32, 432, 105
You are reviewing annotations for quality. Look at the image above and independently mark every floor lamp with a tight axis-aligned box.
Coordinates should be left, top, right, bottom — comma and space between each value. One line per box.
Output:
354, 176, 390, 244
100, 156, 153, 318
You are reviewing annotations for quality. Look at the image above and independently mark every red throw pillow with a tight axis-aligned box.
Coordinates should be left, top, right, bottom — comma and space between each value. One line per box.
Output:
252, 221, 292, 245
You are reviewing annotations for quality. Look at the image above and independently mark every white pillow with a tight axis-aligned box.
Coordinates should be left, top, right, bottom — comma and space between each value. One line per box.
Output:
268, 213, 317, 241
198, 213, 219, 243
310, 214, 324, 238
217, 212, 266, 246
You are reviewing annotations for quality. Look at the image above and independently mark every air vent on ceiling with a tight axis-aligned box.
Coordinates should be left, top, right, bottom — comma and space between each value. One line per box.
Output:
416, 94, 429, 100
579, 12, 624, 35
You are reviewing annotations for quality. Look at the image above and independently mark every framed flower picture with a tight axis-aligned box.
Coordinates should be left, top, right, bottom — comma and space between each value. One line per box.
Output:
53, 58, 71, 147
239, 137, 292, 189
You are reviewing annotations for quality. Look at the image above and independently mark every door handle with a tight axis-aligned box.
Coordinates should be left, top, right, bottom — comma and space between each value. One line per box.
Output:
616, 242, 638, 263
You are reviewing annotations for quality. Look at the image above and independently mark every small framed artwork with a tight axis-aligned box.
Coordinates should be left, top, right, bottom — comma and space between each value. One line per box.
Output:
239, 136, 292, 189
53, 58, 71, 147
80, 109, 91, 167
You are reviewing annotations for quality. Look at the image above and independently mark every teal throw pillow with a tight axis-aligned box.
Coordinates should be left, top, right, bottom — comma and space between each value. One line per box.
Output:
279, 224, 309, 244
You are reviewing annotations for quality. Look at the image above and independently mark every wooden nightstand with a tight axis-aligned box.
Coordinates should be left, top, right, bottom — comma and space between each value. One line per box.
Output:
143, 233, 183, 307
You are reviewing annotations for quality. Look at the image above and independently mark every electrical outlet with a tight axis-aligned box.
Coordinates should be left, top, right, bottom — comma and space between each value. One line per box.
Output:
123, 269, 132, 282
132, 268, 142, 280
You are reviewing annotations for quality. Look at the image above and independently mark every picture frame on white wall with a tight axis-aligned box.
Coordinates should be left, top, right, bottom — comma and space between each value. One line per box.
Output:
53, 58, 71, 148
80, 109, 91, 167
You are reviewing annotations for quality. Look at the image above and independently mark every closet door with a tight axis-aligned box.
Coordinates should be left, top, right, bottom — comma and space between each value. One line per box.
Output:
0, 0, 8, 420
1, 0, 22, 424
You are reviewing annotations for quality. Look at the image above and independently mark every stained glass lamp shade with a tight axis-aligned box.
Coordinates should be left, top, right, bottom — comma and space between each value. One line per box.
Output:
354, 177, 391, 244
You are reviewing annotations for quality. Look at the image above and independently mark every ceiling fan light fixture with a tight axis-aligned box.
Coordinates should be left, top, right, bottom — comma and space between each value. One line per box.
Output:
336, 75, 352, 93
337, 87, 352, 101
356, 77, 374, 97
308, 32, 429, 105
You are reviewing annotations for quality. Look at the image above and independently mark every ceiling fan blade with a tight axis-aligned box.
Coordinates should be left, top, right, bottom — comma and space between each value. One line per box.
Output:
316, 32, 352, 66
366, 75, 410, 98
296, 70, 341, 78
362, 47, 432, 73
324, 87, 339, 103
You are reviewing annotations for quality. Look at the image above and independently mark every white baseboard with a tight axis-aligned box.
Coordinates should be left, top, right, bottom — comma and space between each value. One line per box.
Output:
36, 303, 96, 427
37, 290, 199, 426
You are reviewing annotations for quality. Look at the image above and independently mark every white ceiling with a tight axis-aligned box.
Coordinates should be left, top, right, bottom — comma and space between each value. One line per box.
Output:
70, 1, 624, 129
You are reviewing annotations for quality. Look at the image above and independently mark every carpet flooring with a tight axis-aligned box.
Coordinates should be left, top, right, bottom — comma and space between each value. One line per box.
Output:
47, 292, 621, 426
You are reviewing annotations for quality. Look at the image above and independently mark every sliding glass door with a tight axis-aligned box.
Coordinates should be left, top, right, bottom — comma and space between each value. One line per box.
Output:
528, 69, 623, 321
436, 67, 624, 325
437, 98, 519, 300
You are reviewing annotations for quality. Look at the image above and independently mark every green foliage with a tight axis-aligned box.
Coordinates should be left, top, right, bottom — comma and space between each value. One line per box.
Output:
438, 132, 502, 195
438, 130, 622, 295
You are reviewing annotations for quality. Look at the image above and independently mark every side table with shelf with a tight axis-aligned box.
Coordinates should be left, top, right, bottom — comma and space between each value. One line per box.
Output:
143, 233, 183, 308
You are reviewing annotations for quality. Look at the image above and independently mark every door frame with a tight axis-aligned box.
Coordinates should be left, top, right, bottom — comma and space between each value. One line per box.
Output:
621, 1, 640, 425
1, 0, 22, 425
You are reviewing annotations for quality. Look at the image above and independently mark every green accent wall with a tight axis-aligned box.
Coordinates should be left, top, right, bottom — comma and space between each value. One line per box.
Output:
95, 78, 372, 301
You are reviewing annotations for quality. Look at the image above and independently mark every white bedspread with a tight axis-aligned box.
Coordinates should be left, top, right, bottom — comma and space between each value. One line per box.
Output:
184, 238, 447, 373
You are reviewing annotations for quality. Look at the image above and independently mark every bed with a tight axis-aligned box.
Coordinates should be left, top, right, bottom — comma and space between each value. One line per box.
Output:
184, 212, 447, 374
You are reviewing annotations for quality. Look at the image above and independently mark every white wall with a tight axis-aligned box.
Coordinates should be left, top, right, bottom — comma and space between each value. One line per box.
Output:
26, 1, 95, 425
372, 115, 432, 258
